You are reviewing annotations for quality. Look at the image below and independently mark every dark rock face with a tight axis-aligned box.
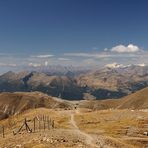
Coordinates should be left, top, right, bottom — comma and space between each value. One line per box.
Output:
0, 71, 84, 100
90, 89, 127, 99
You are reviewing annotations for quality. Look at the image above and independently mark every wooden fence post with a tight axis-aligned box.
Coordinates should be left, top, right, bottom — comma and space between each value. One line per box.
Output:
44, 121, 46, 131
1, 115, 54, 137
25, 118, 27, 131
2, 126, 5, 138
39, 120, 41, 131
33, 117, 36, 132
48, 119, 50, 130
52, 120, 54, 128
24, 118, 32, 133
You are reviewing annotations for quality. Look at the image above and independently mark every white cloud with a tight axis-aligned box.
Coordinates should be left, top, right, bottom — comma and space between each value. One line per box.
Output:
104, 48, 108, 52
0, 63, 17, 67
64, 52, 142, 59
44, 61, 48, 66
111, 44, 142, 53
64, 53, 111, 58
31, 54, 54, 58
58, 58, 70, 61
63, 45, 148, 67
28, 63, 41, 67
81, 58, 97, 65
0, 44, 147, 72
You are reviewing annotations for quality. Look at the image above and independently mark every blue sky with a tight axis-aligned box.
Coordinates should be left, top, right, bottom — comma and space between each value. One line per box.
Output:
0, 0, 148, 73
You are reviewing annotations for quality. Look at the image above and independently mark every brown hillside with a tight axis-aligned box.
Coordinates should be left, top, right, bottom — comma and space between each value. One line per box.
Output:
78, 87, 148, 110
117, 87, 148, 109
0, 92, 73, 120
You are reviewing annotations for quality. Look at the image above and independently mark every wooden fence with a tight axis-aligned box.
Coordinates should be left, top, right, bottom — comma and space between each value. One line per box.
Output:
0, 115, 54, 138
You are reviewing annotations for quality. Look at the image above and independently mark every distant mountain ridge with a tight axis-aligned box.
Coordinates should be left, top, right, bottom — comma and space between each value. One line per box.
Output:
77, 65, 148, 99
0, 64, 147, 100
0, 71, 83, 100
25, 65, 90, 77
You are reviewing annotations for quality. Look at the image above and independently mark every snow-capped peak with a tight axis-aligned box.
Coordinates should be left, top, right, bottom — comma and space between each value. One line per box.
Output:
105, 63, 147, 69
137, 63, 146, 67
105, 63, 124, 68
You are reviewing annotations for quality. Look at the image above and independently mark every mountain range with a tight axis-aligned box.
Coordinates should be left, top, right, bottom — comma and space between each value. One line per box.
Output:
0, 64, 147, 100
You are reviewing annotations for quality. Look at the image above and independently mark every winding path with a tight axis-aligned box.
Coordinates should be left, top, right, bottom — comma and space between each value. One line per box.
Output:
69, 109, 100, 148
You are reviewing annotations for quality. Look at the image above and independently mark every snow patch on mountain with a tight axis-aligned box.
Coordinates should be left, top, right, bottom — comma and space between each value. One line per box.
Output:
105, 63, 124, 68
105, 63, 147, 69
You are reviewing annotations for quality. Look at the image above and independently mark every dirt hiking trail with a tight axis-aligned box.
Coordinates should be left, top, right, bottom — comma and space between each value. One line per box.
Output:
69, 109, 101, 148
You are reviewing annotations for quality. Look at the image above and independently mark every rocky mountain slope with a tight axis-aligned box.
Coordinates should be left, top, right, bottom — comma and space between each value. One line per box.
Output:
77, 65, 148, 99
0, 71, 83, 100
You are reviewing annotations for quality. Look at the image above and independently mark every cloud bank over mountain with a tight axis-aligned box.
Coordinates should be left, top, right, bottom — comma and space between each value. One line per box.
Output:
0, 44, 147, 73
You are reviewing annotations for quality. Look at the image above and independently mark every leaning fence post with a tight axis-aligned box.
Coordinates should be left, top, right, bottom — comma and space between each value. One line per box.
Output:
2, 126, 5, 138
24, 118, 32, 133
25, 118, 27, 131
